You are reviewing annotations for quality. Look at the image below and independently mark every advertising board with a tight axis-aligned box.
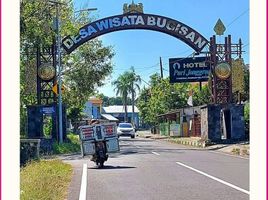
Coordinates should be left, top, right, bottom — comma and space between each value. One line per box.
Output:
169, 57, 210, 83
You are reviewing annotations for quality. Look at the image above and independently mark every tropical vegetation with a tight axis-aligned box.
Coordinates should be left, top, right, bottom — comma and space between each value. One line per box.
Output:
97, 94, 132, 106
137, 73, 194, 126
20, 0, 115, 136
53, 133, 81, 154
136, 64, 249, 128
112, 67, 141, 122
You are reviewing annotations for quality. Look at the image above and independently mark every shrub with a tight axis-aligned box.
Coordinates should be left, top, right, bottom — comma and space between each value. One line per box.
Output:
20, 139, 40, 166
244, 102, 249, 123
53, 133, 81, 154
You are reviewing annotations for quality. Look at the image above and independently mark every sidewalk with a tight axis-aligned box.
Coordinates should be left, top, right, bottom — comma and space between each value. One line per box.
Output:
136, 130, 249, 158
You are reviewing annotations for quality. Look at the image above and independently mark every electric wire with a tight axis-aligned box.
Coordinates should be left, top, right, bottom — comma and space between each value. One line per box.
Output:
227, 9, 249, 27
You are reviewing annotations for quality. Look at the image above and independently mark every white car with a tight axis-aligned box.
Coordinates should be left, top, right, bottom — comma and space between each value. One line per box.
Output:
117, 123, 135, 138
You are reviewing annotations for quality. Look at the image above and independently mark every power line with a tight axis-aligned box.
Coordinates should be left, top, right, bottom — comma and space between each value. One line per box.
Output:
113, 62, 159, 71
227, 9, 249, 27
243, 43, 249, 47
161, 49, 193, 58
161, 52, 195, 64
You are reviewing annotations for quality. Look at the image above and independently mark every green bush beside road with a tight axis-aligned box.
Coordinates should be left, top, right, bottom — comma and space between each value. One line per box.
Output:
53, 133, 81, 154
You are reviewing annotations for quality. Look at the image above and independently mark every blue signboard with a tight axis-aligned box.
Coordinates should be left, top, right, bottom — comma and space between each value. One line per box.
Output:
62, 13, 208, 54
41, 106, 55, 114
169, 57, 210, 83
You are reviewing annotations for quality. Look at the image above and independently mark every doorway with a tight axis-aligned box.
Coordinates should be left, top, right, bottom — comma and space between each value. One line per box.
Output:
220, 109, 232, 139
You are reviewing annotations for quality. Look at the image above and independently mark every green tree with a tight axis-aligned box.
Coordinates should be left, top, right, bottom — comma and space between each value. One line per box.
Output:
62, 40, 114, 121
20, 0, 114, 134
112, 72, 132, 121
137, 87, 151, 126
137, 73, 191, 126
192, 84, 211, 106
97, 94, 131, 106
112, 68, 141, 123
128, 67, 141, 124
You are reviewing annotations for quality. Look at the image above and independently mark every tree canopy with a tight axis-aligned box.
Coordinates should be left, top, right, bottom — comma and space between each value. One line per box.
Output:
20, 0, 115, 134
137, 73, 211, 126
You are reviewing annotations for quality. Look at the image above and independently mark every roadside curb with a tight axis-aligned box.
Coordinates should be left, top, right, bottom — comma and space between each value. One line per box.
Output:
165, 138, 206, 148
137, 133, 249, 157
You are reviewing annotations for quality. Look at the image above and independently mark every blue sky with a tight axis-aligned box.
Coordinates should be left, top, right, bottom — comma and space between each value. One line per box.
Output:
73, 0, 249, 97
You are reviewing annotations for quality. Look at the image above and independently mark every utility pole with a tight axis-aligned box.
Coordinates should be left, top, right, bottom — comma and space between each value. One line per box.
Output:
49, 1, 97, 143
199, 81, 202, 91
49, 0, 64, 143
160, 57, 163, 79
131, 83, 135, 126
56, 4, 63, 143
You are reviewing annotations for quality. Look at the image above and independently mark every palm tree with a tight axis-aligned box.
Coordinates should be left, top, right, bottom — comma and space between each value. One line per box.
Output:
128, 67, 141, 126
112, 68, 141, 124
112, 72, 132, 122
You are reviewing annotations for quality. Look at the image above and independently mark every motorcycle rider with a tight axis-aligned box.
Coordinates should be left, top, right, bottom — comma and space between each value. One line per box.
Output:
90, 119, 107, 168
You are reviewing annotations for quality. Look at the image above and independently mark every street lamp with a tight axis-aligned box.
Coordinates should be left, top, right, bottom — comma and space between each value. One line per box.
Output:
47, 0, 65, 143
74, 8, 97, 13
52, 0, 64, 143
49, 0, 97, 143
54, 1, 97, 143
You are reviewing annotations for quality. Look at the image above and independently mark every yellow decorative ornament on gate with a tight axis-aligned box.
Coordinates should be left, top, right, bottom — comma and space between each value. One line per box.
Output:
215, 62, 231, 79
38, 64, 56, 81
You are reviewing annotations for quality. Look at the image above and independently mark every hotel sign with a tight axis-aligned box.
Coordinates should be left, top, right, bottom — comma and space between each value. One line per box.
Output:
62, 13, 208, 54
169, 57, 210, 83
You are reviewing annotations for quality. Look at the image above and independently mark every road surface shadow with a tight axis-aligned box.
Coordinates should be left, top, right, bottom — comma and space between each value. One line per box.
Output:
88, 165, 136, 170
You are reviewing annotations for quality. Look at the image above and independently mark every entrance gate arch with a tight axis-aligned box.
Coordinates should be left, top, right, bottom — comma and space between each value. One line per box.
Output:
27, 2, 245, 144
62, 13, 209, 54
61, 8, 242, 104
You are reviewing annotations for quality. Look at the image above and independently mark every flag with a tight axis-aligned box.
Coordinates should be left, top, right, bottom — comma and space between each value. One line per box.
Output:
187, 89, 193, 106
187, 95, 193, 106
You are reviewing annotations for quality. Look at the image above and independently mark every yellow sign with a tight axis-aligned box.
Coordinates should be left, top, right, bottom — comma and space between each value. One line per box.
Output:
214, 18, 226, 35
232, 59, 245, 93
52, 84, 65, 95
215, 62, 231, 79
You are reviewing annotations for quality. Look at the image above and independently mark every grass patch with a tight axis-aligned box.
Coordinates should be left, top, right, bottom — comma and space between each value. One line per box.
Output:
231, 148, 241, 155
53, 133, 81, 154
20, 160, 73, 200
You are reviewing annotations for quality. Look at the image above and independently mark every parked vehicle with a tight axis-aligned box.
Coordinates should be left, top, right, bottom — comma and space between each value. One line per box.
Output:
79, 122, 120, 168
117, 123, 135, 138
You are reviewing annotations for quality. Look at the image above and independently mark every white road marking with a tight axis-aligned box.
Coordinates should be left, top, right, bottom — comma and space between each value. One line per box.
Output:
176, 161, 249, 195
152, 152, 160, 155
79, 163, 88, 200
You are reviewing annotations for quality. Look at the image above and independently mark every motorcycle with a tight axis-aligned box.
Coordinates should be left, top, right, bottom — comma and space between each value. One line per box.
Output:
79, 122, 119, 168
91, 141, 108, 168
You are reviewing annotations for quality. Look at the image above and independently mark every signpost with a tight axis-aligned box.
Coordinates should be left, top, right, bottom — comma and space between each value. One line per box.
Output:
41, 106, 55, 114
169, 57, 210, 83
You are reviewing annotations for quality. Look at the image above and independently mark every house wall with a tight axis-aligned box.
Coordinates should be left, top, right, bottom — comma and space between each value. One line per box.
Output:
84, 99, 102, 119
201, 104, 245, 141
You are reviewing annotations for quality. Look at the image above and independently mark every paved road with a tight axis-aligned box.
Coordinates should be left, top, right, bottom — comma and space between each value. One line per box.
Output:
63, 136, 249, 200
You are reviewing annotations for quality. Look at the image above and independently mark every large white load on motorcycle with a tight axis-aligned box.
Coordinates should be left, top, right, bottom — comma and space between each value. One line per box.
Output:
79, 122, 120, 156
